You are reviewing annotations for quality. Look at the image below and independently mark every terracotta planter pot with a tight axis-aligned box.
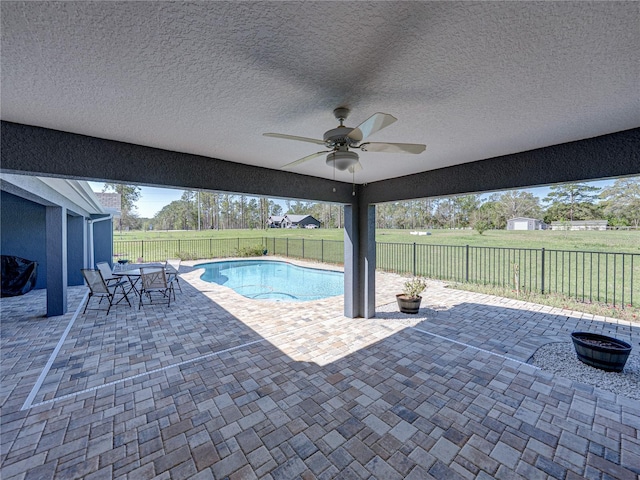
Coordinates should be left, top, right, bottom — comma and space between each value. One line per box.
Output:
396, 294, 422, 314
570, 332, 632, 372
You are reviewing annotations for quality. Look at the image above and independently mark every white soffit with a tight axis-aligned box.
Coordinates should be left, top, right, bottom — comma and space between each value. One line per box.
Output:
0, 174, 106, 215
2, 1, 639, 184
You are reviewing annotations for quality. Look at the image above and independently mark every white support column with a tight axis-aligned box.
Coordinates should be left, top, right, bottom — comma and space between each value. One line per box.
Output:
85, 218, 92, 269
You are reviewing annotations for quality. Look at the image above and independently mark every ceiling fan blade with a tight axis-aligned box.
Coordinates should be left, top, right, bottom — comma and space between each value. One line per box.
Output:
359, 142, 426, 154
263, 133, 326, 146
281, 151, 328, 169
348, 161, 363, 174
347, 113, 397, 142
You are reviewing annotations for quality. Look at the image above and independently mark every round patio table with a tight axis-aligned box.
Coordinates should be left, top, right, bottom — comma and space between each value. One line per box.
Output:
113, 263, 165, 297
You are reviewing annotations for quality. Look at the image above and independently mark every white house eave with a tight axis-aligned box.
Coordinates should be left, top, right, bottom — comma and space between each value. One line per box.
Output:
0, 174, 106, 216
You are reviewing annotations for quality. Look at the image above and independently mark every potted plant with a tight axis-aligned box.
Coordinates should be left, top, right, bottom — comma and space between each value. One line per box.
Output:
396, 277, 428, 314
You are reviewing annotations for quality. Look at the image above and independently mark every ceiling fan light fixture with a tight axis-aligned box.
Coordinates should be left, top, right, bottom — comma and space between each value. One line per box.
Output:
326, 151, 359, 171
267, 108, 425, 173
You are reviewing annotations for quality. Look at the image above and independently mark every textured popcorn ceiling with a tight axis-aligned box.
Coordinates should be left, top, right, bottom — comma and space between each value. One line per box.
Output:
2, 1, 639, 184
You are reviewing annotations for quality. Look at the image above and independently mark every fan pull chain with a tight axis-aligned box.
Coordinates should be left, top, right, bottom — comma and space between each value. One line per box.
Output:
352, 169, 356, 196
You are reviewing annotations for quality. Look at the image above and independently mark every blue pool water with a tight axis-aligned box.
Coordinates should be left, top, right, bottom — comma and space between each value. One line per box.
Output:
196, 260, 343, 301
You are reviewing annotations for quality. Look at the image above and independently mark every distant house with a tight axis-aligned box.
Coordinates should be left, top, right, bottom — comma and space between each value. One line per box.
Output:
93, 192, 121, 215
282, 214, 321, 229
267, 215, 285, 228
506, 217, 547, 230
550, 220, 608, 231
93, 191, 122, 224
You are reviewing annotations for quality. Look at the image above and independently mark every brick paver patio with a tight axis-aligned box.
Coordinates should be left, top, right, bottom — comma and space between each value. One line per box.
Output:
1, 258, 638, 479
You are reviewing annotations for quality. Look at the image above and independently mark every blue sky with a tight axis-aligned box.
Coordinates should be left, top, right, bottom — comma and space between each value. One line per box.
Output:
89, 182, 183, 217
89, 179, 616, 219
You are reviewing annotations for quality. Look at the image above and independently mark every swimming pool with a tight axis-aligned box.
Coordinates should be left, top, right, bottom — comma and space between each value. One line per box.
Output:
196, 260, 344, 301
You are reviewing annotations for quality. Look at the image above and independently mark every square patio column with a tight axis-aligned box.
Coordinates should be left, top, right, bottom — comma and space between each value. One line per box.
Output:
46, 206, 67, 316
344, 201, 376, 318
66, 214, 84, 286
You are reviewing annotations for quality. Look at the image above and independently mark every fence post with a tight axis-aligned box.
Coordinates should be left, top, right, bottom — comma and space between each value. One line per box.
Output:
465, 245, 469, 283
541, 247, 545, 294
141, 240, 144, 261
286, 238, 289, 257
413, 243, 417, 276
302, 238, 305, 259
321, 239, 324, 263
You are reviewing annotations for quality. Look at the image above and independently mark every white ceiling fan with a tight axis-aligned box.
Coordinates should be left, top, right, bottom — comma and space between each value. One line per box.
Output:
263, 107, 426, 173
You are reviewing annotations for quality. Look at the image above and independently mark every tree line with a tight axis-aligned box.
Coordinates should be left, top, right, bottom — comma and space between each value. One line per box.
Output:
104, 178, 640, 232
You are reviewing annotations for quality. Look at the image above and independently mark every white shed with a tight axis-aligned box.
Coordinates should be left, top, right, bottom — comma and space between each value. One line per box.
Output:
506, 217, 547, 230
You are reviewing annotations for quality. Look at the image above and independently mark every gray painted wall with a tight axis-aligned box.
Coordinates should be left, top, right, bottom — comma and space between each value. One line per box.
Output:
0, 192, 113, 290
92, 217, 113, 268
1, 191, 46, 289
1, 122, 356, 204
67, 215, 84, 286
360, 129, 640, 205
3, 122, 638, 207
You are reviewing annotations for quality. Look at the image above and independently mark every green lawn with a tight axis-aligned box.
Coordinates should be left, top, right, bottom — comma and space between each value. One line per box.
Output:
113, 227, 639, 318
116, 228, 640, 254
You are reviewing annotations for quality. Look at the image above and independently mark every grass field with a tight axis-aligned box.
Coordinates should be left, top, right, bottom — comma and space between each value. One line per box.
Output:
114, 228, 639, 321
116, 228, 640, 254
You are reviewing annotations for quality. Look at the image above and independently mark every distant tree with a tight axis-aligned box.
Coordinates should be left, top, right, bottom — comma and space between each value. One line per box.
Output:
600, 177, 640, 227
496, 190, 541, 227
543, 201, 602, 224
154, 200, 185, 230
470, 198, 497, 232
544, 183, 600, 222
103, 183, 141, 232
237, 195, 247, 229
180, 190, 198, 229
245, 198, 260, 228
478, 194, 503, 229
270, 202, 283, 217
376, 202, 394, 228
473, 220, 490, 235
434, 198, 457, 228
259, 198, 269, 229
285, 200, 315, 215
416, 198, 437, 229
454, 195, 482, 228
199, 191, 220, 229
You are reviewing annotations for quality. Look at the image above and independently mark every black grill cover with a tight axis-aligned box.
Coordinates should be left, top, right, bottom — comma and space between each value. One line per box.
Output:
1, 255, 38, 297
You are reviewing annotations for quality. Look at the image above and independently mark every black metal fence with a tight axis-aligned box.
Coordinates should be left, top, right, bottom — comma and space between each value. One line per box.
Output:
113, 237, 268, 263
113, 238, 638, 308
377, 243, 637, 308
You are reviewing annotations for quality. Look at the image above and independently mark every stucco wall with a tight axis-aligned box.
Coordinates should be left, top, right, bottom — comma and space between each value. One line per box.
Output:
1, 191, 47, 289
67, 215, 84, 286
92, 217, 113, 268
1, 192, 114, 289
